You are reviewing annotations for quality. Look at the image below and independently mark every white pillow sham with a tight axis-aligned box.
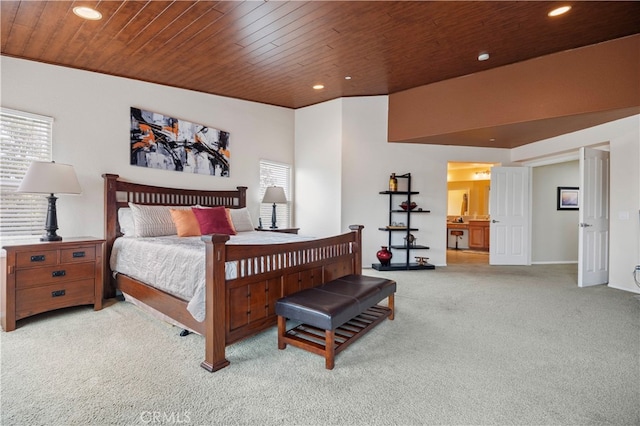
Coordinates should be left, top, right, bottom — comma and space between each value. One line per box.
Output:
128, 203, 192, 237
118, 207, 135, 237
228, 207, 255, 232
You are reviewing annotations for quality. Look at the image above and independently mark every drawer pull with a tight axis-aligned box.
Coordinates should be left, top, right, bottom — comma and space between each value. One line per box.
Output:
30, 255, 46, 262
72, 251, 86, 258
52, 290, 66, 298
52, 270, 66, 278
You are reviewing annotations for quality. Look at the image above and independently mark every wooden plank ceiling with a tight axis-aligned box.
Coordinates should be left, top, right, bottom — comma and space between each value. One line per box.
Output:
2, 1, 639, 147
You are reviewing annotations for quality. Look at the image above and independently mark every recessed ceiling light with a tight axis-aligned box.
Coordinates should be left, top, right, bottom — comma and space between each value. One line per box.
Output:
345, 76, 352, 80
478, 52, 490, 61
73, 6, 102, 20
313, 84, 324, 90
548, 6, 571, 17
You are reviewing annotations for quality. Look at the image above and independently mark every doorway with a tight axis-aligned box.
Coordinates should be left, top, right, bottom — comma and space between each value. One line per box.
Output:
525, 147, 609, 285
446, 162, 497, 264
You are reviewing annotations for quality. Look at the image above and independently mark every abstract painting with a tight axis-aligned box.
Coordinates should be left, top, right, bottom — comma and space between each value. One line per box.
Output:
130, 107, 230, 177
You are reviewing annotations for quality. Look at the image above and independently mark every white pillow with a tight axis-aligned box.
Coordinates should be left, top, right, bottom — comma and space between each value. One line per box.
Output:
117, 208, 135, 237
128, 203, 192, 237
229, 207, 255, 232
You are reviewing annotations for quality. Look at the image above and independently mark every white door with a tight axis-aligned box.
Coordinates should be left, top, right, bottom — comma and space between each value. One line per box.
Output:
578, 147, 610, 287
489, 167, 530, 265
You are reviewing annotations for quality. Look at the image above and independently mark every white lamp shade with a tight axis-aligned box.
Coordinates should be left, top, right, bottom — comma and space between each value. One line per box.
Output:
17, 161, 82, 195
262, 186, 287, 204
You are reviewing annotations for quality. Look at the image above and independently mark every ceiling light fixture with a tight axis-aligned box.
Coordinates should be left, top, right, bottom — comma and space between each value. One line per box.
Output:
313, 84, 324, 90
548, 6, 571, 17
73, 6, 102, 20
345, 76, 352, 80
478, 52, 490, 61
474, 170, 491, 180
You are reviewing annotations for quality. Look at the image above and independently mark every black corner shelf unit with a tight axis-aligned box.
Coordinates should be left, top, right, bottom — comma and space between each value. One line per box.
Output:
372, 173, 435, 271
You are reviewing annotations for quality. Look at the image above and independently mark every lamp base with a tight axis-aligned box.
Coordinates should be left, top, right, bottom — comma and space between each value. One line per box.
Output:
41, 193, 62, 242
270, 202, 278, 229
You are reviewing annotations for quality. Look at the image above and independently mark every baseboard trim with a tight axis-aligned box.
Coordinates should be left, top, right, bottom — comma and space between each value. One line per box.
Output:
607, 282, 640, 294
531, 261, 578, 265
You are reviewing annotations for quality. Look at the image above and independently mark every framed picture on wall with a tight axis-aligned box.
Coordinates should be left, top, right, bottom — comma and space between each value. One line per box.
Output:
130, 107, 230, 177
557, 186, 579, 210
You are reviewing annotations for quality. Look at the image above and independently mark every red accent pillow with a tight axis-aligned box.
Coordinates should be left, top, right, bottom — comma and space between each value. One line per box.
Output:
191, 207, 236, 235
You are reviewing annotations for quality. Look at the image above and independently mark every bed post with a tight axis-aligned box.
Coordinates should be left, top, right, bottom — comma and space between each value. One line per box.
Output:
103, 174, 119, 299
349, 225, 364, 275
200, 234, 231, 372
236, 186, 247, 208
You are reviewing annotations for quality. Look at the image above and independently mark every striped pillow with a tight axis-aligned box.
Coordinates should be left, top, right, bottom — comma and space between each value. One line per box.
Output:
128, 203, 192, 237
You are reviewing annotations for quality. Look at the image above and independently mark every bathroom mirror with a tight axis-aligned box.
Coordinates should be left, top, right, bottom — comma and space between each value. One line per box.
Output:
447, 162, 495, 218
447, 182, 490, 216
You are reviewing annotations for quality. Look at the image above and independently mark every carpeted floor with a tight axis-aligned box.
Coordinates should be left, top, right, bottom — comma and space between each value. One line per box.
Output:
1, 264, 638, 425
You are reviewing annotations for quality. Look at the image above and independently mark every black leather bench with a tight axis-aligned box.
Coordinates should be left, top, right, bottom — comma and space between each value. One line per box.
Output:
276, 274, 396, 369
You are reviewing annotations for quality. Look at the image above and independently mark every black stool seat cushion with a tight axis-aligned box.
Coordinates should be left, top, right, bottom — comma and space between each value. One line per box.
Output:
275, 274, 396, 330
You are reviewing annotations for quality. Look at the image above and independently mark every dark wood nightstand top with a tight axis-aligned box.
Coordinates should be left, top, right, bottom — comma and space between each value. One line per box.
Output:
254, 227, 300, 234
1, 236, 105, 250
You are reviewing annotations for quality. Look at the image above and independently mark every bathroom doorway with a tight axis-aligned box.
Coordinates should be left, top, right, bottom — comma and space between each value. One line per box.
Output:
446, 162, 497, 264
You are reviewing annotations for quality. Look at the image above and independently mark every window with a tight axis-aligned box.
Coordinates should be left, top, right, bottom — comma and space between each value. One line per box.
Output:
0, 108, 53, 237
259, 160, 292, 228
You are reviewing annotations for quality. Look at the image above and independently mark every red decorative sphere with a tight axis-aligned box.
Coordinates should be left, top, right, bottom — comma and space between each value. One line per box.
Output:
376, 246, 393, 266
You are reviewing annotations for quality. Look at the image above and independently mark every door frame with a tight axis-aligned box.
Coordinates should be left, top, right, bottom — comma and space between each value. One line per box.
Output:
445, 161, 497, 263
522, 146, 610, 282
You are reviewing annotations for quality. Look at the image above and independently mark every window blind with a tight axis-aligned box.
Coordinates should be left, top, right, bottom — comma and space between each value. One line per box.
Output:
0, 108, 53, 237
259, 160, 292, 228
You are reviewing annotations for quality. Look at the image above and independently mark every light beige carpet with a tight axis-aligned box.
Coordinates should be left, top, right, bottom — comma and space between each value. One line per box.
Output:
1, 264, 639, 425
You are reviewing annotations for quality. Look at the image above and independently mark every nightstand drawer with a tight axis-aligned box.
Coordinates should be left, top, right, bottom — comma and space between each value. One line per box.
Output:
15, 263, 95, 289
16, 250, 58, 268
15, 279, 95, 320
60, 246, 96, 263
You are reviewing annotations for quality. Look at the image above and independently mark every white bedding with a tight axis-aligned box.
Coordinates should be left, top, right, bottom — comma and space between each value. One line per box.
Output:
110, 231, 314, 322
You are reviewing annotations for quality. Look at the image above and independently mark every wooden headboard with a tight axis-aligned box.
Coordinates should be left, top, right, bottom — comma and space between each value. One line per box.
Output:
102, 173, 247, 297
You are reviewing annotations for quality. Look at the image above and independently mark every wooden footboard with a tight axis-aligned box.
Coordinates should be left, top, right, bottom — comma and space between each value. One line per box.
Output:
103, 174, 363, 372
201, 226, 363, 371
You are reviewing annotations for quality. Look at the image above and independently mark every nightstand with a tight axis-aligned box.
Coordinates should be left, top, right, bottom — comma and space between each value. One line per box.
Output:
254, 227, 300, 234
1, 237, 105, 331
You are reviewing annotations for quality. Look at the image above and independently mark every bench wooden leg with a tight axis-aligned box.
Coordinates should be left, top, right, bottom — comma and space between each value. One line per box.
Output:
277, 316, 287, 350
388, 293, 395, 320
325, 329, 335, 370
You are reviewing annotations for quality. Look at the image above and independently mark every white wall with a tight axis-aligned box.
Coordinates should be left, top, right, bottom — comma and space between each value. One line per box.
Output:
512, 115, 640, 293
1, 57, 294, 239
304, 96, 511, 267
531, 161, 580, 263
299, 97, 639, 291
608, 120, 640, 294
294, 99, 342, 237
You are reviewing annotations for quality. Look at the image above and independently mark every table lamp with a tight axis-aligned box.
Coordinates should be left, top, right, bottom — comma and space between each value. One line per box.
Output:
17, 161, 82, 241
261, 186, 287, 229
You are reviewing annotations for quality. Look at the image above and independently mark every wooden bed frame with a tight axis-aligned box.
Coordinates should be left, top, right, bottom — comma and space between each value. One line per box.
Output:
103, 174, 363, 372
